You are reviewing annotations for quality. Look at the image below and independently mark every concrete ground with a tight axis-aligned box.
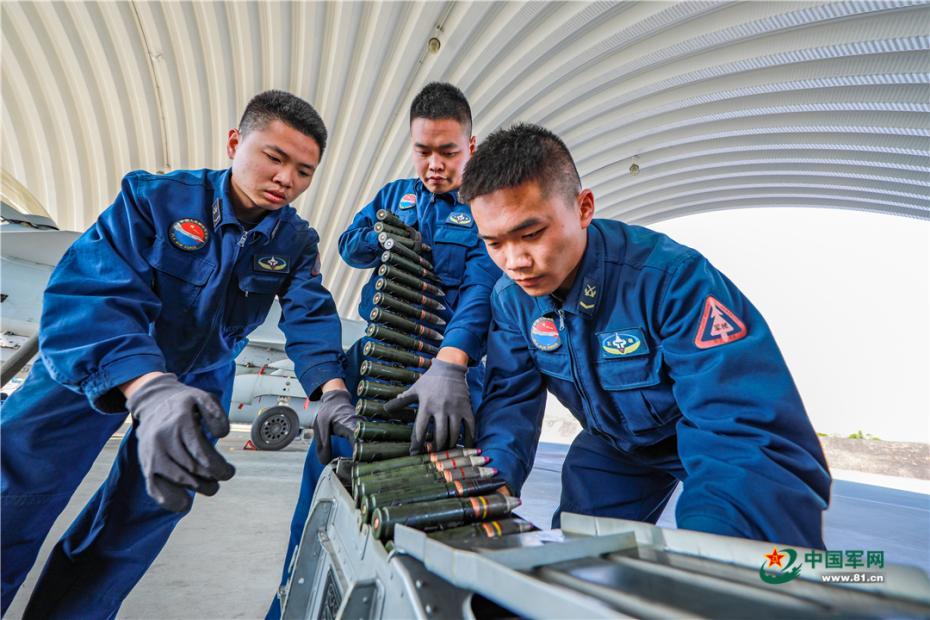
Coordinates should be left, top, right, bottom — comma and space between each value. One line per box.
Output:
6, 427, 930, 619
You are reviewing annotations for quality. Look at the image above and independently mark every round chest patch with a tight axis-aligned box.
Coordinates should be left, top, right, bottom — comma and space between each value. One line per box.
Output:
530, 317, 561, 351
169, 219, 208, 251
398, 193, 417, 210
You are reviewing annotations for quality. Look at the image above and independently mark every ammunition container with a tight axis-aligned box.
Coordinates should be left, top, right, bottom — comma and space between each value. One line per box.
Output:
375, 209, 407, 228
352, 441, 411, 463
356, 380, 406, 400
427, 517, 534, 542
371, 494, 522, 541
363, 341, 432, 369
377, 231, 432, 255
374, 278, 445, 312
352, 447, 480, 478
380, 236, 434, 271
381, 251, 442, 284
372, 292, 445, 327
369, 308, 443, 342
366, 324, 439, 355
377, 264, 445, 298
373, 221, 409, 238
354, 420, 413, 443
354, 398, 416, 423
359, 360, 421, 385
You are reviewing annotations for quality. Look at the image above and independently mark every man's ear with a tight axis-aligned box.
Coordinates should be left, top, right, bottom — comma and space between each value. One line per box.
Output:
468, 134, 477, 155
226, 128, 241, 160
577, 189, 595, 229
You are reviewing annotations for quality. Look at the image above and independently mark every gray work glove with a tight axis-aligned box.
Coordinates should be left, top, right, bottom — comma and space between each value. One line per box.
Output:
127, 373, 235, 513
312, 390, 359, 464
384, 359, 474, 453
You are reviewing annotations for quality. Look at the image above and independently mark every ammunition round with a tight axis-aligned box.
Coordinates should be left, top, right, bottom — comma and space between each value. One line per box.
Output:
356, 380, 406, 400
374, 277, 445, 312
352, 441, 411, 462
377, 265, 445, 298
366, 323, 440, 355
372, 292, 445, 327
363, 341, 432, 369
369, 308, 443, 342
355, 420, 413, 442
375, 209, 406, 228
359, 360, 421, 384
373, 221, 409, 238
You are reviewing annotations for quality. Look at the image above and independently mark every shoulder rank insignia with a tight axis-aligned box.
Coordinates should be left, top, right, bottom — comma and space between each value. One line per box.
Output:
530, 317, 561, 351
254, 255, 290, 274
446, 212, 473, 227
398, 193, 417, 210
169, 219, 208, 251
694, 296, 747, 349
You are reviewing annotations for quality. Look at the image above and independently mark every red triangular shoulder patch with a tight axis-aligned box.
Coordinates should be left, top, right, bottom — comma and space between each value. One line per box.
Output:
694, 296, 747, 349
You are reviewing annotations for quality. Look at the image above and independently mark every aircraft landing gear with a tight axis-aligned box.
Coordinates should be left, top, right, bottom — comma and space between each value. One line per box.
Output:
250, 405, 300, 450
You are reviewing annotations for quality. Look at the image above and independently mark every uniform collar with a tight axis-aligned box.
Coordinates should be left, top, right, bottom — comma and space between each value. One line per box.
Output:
533, 226, 604, 319
414, 178, 460, 208
215, 168, 286, 241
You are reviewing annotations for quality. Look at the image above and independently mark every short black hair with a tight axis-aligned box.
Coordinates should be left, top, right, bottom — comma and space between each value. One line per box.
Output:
459, 123, 581, 204
239, 90, 328, 155
409, 82, 472, 136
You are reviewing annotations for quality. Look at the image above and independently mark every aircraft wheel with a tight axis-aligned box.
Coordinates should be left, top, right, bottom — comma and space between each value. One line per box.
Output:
251, 406, 300, 451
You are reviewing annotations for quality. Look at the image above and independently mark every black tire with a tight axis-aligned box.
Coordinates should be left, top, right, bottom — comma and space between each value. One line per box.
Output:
250, 406, 300, 451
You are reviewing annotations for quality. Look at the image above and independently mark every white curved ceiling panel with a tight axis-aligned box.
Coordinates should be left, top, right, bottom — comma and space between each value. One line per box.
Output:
1, 0, 927, 315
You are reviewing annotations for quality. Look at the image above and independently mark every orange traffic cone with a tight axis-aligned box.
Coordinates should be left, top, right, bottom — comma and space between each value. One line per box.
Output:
243, 439, 257, 450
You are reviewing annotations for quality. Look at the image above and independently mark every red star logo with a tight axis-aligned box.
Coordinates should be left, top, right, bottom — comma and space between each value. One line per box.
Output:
765, 547, 786, 568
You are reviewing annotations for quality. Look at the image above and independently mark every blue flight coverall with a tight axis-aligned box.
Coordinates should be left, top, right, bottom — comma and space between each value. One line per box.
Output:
0, 169, 346, 617
270, 178, 500, 617
476, 219, 831, 549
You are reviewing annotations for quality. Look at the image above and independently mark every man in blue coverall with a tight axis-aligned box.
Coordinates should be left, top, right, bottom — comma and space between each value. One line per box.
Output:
459, 123, 832, 548
269, 83, 500, 617
1, 91, 352, 617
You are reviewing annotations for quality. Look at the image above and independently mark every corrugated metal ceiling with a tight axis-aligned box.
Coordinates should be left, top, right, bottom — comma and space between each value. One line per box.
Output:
2, 1, 928, 315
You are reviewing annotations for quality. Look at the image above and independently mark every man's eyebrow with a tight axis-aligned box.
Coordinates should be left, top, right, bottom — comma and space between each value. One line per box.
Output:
413, 142, 459, 150
480, 217, 545, 240
267, 144, 316, 171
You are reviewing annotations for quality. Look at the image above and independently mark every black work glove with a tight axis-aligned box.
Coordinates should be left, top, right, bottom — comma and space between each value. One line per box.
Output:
312, 390, 359, 464
127, 373, 235, 512
384, 359, 474, 453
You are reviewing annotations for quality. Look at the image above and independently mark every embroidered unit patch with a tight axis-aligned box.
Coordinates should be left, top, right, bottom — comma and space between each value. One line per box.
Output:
446, 212, 473, 227
169, 219, 208, 251
254, 255, 290, 273
599, 328, 649, 358
530, 317, 561, 351
694, 296, 748, 349
398, 193, 417, 210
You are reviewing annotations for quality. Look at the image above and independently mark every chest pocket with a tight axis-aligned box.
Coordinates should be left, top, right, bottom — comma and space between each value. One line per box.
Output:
530, 349, 572, 381
432, 225, 477, 287
144, 241, 216, 313
595, 351, 679, 434
226, 273, 285, 333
